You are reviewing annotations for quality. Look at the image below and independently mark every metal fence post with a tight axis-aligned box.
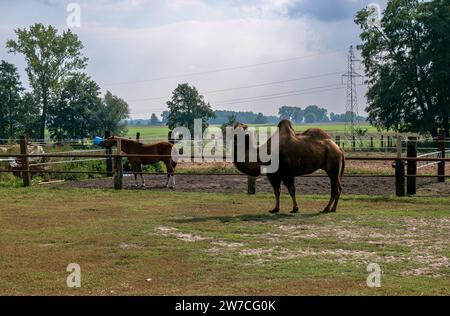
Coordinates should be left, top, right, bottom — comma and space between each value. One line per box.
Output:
407, 137, 417, 195
19, 135, 31, 187
438, 129, 445, 183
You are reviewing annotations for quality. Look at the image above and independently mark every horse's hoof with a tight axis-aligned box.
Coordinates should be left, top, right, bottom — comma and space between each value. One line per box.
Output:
321, 209, 330, 214
269, 209, 280, 214
290, 208, 299, 214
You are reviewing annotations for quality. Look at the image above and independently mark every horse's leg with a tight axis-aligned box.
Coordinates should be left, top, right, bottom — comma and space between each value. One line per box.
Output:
139, 164, 145, 187
268, 174, 281, 214
131, 161, 139, 187
164, 159, 175, 189
283, 176, 299, 214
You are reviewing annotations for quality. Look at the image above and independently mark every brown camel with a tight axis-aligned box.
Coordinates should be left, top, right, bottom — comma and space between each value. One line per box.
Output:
100, 137, 178, 188
232, 120, 345, 214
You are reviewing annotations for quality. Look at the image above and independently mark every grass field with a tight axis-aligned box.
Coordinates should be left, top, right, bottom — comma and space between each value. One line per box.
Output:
126, 123, 378, 140
1, 186, 449, 295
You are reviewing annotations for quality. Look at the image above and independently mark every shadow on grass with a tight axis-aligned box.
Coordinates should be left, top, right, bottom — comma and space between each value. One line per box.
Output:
172, 212, 323, 224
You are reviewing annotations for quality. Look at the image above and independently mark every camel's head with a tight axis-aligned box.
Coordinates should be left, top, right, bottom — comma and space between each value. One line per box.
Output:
278, 120, 296, 135
278, 119, 293, 130
99, 136, 119, 148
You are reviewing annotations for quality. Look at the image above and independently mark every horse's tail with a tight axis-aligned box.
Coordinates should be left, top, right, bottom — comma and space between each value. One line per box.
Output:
170, 144, 179, 170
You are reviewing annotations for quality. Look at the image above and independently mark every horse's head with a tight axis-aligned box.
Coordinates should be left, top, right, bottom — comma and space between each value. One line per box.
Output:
233, 122, 249, 132
99, 136, 119, 148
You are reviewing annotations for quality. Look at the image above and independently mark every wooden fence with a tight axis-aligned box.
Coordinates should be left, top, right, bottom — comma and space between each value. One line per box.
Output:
0, 134, 448, 197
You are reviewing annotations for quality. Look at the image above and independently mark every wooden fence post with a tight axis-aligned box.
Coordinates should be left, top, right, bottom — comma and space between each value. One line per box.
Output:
407, 136, 417, 195
395, 135, 405, 197
335, 135, 340, 147
438, 129, 445, 183
114, 138, 123, 190
352, 136, 356, 151
105, 131, 113, 177
20, 135, 31, 187
248, 176, 256, 195
136, 132, 140, 142
380, 135, 384, 150
168, 131, 174, 144
370, 136, 374, 152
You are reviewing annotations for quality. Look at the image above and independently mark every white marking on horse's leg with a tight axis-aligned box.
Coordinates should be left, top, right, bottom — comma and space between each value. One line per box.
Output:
165, 174, 170, 187
141, 173, 145, 187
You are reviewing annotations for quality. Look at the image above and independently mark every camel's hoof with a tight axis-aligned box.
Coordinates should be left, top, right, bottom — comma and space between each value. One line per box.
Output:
290, 208, 299, 214
269, 209, 280, 214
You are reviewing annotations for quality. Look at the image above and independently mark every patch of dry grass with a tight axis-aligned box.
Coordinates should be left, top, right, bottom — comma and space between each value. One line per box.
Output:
0, 187, 449, 295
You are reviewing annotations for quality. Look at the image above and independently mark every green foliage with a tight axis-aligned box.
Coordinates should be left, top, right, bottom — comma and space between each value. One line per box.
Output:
150, 113, 160, 126
6, 23, 88, 140
94, 91, 130, 136
0, 61, 40, 141
166, 83, 215, 134
48, 73, 102, 140
253, 112, 268, 124
355, 0, 450, 137
278, 106, 303, 123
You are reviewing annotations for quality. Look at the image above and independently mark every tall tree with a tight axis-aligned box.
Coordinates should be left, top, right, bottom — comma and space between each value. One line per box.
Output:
94, 91, 130, 136
0, 60, 39, 141
150, 113, 160, 126
278, 106, 303, 123
48, 74, 102, 140
355, 0, 450, 137
0, 60, 23, 141
303, 105, 329, 123
6, 23, 88, 140
166, 83, 215, 134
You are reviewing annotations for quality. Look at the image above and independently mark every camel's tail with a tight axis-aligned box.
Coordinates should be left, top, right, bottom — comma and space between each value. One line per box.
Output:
339, 150, 345, 191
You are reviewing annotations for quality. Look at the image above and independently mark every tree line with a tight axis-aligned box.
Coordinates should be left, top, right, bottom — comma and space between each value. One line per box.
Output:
0, 24, 130, 142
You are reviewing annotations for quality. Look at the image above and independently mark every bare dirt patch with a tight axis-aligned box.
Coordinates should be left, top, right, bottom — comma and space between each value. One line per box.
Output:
53, 173, 444, 196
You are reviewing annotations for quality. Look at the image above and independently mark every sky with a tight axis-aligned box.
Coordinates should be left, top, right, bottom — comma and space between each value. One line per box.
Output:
0, 0, 387, 119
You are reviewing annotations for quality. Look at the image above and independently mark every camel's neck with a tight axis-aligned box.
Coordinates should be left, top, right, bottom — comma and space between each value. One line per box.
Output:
233, 131, 262, 177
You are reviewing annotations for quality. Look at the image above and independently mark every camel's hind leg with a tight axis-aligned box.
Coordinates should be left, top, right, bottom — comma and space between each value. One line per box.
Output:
322, 169, 341, 213
267, 174, 281, 214
283, 176, 299, 214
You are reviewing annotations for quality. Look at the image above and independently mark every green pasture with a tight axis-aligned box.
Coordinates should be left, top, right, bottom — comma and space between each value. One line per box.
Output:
125, 123, 378, 140
1, 186, 449, 295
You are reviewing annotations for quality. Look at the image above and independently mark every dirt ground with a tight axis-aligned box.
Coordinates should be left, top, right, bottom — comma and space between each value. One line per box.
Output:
52, 173, 449, 196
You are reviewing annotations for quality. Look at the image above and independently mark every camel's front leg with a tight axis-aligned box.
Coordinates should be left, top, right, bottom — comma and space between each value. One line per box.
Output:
284, 176, 299, 214
268, 175, 281, 214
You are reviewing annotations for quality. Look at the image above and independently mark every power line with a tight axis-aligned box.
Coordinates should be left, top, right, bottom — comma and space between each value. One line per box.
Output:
127, 71, 343, 103
213, 83, 343, 105
130, 83, 346, 115
103, 49, 346, 86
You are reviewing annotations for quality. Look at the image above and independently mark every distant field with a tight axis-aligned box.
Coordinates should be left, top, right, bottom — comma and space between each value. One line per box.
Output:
126, 123, 378, 140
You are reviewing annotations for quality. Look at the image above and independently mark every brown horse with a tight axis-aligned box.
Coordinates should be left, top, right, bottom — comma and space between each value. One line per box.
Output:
100, 137, 178, 188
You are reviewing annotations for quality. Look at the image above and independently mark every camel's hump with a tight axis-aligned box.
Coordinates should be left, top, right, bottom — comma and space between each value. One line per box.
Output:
299, 128, 331, 139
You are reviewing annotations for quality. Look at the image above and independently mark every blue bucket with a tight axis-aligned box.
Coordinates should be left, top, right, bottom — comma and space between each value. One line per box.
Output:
93, 136, 104, 146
